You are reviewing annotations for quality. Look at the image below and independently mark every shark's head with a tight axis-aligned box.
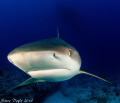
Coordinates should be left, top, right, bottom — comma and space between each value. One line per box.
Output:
8, 38, 81, 81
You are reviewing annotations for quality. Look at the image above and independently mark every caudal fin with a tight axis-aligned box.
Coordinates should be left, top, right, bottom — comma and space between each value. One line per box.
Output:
79, 70, 116, 86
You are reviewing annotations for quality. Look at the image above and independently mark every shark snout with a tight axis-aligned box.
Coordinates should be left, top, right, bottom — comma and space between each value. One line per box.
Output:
7, 54, 14, 64
7, 53, 24, 65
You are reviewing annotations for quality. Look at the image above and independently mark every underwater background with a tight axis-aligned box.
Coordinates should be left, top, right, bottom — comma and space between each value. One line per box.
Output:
0, 0, 120, 102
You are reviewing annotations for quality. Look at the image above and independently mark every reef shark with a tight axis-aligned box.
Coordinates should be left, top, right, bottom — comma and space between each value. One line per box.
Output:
7, 30, 114, 90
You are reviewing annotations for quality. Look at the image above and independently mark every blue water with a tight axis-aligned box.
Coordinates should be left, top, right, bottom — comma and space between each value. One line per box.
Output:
0, 0, 120, 102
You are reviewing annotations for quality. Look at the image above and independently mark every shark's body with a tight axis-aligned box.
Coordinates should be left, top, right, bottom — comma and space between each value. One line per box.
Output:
8, 36, 114, 90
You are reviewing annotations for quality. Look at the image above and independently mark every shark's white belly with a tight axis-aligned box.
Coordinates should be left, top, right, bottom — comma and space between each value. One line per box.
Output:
28, 68, 79, 82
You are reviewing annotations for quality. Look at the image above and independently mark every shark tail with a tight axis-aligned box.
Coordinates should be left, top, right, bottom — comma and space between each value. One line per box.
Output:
12, 78, 45, 90
79, 70, 116, 86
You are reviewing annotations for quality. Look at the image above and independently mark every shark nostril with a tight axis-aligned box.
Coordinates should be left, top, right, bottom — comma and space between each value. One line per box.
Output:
53, 53, 55, 57
53, 53, 56, 57
53, 53, 58, 58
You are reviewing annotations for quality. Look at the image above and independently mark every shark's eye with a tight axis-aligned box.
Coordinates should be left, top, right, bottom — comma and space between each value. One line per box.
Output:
69, 49, 73, 56
9, 59, 13, 64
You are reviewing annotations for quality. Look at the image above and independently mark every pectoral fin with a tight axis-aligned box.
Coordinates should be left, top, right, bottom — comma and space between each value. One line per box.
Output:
13, 78, 45, 90
79, 70, 116, 86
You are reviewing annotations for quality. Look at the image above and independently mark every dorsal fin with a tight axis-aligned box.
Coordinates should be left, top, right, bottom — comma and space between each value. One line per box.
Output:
57, 26, 60, 38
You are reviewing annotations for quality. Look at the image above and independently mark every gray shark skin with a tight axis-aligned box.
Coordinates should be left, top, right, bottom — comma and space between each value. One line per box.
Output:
7, 38, 115, 90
